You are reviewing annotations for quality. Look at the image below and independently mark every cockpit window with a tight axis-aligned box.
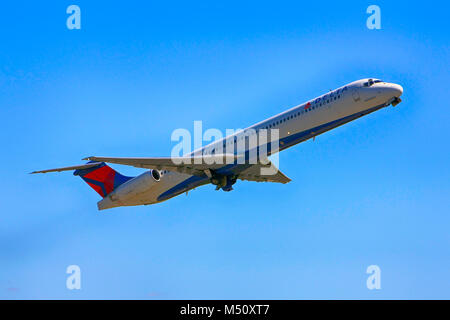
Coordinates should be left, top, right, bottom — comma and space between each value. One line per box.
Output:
363, 79, 383, 87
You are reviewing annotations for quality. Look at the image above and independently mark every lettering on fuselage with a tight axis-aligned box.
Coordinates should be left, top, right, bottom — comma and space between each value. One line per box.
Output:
313, 86, 348, 105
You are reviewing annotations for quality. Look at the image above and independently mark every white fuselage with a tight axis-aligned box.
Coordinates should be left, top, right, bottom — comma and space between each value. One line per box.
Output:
98, 78, 403, 209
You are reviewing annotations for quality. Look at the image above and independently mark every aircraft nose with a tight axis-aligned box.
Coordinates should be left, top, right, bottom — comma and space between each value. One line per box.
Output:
390, 83, 403, 97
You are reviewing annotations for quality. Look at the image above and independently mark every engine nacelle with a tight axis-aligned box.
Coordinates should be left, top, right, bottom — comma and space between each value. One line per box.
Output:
106, 169, 160, 204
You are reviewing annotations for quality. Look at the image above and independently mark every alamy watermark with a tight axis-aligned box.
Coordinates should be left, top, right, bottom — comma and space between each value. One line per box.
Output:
66, 5, 81, 30
366, 265, 381, 290
366, 5, 381, 30
170, 121, 280, 176
66, 265, 81, 290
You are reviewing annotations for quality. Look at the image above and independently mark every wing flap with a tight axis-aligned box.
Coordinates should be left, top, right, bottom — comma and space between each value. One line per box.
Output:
237, 162, 291, 184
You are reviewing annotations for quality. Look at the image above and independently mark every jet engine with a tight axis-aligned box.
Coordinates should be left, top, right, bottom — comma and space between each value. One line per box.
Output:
106, 169, 160, 203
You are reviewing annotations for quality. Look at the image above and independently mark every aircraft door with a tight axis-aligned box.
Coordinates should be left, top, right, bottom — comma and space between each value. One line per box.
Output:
352, 88, 360, 102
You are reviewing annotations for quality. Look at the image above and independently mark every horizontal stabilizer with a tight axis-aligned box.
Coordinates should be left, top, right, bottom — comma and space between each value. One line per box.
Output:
30, 162, 103, 174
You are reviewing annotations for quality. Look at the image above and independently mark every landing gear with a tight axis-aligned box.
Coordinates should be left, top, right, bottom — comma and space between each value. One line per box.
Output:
386, 96, 402, 107
211, 175, 227, 190
391, 97, 402, 107
210, 174, 237, 192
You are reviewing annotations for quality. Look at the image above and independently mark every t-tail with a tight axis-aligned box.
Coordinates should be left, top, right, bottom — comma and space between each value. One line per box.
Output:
31, 161, 133, 198
73, 161, 133, 197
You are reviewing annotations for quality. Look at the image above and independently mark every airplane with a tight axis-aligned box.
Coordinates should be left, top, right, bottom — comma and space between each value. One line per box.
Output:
32, 78, 403, 210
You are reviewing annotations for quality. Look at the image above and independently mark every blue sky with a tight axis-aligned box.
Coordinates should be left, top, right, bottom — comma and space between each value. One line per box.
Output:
0, 1, 449, 299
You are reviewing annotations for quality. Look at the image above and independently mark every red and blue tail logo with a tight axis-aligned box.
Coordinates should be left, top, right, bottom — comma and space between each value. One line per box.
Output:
73, 162, 132, 197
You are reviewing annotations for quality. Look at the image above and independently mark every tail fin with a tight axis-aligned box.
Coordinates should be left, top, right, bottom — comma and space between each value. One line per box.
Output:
73, 161, 133, 197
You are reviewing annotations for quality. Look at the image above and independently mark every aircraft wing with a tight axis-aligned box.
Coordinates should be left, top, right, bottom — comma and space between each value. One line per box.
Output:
83, 155, 240, 176
237, 162, 291, 184
84, 155, 291, 183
